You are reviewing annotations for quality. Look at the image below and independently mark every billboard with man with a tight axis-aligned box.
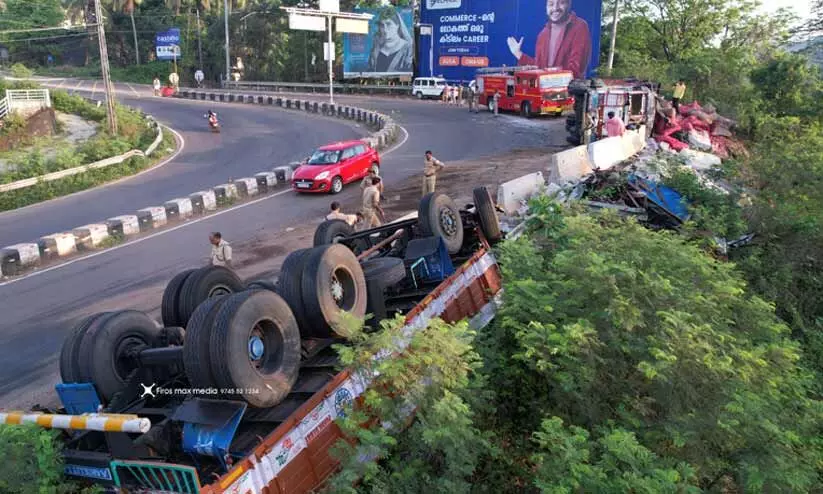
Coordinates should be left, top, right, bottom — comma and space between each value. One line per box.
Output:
418, 0, 602, 81
343, 5, 415, 78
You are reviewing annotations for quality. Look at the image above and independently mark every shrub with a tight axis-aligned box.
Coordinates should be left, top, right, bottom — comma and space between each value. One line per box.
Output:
9, 63, 33, 79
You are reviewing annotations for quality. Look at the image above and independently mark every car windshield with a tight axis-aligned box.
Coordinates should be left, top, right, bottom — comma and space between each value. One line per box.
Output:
540, 74, 573, 90
307, 149, 341, 165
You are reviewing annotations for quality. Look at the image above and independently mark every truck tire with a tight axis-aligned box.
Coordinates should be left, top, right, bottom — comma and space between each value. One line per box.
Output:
178, 266, 244, 327
246, 278, 278, 292
313, 219, 353, 247
161, 268, 197, 327
59, 312, 109, 383
79, 310, 162, 402
209, 290, 301, 408
361, 257, 406, 287
183, 296, 230, 390
521, 101, 532, 118
301, 245, 367, 338
419, 193, 464, 254
277, 248, 313, 336
472, 186, 502, 243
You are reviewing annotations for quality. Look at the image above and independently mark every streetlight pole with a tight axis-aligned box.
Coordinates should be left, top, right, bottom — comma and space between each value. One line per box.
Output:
224, 0, 231, 86
327, 14, 334, 105
606, 0, 620, 75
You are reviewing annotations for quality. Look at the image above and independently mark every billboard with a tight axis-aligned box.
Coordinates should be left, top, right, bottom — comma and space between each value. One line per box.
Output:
155, 28, 181, 61
418, 0, 602, 82
343, 6, 414, 78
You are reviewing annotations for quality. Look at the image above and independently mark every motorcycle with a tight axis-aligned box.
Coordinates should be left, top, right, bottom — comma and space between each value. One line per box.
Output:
204, 113, 220, 133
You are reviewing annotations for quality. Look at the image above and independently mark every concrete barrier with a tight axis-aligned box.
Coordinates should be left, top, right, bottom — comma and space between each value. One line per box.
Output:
234, 177, 259, 197
255, 172, 278, 193
72, 224, 109, 250
588, 136, 629, 170
547, 146, 593, 185
273, 166, 293, 183
164, 198, 194, 221
213, 184, 238, 202
38, 233, 77, 259
106, 215, 140, 236
189, 190, 217, 214
497, 171, 546, 215
0, 244, 41, 276
137, 207, 168, 231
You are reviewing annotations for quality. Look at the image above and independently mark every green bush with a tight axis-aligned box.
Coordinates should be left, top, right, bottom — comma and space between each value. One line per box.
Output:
50, 91, 106, 122
9, 63, 33, 79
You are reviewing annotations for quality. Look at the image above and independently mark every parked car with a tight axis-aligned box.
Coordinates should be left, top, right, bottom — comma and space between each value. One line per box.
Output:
292, 140, 380, 194
412, 77, 447, 99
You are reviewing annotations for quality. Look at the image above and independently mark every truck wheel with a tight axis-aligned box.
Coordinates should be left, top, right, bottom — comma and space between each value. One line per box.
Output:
277, 248, 313, 336
79, 310, 162, 402
301, 245, 367, 338
209, 291, 301, 408
184, 295, 230, 390
488, 100, 495, 112
418, 193, 464, 254
472, 186, 502, 243
521, 101, 532, 118
60, 312, 109, 383
313, 219, 353, 247
178, 266, 244, 327
246, 278, 278, 292
161, 268, 197, 327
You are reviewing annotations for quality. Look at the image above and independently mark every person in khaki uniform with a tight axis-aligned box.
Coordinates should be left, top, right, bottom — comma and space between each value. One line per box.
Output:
359, 165, 384, 198
209, 232, 232, 268
362, 177, 384, 228
326, 201, 358, 226
422, 150, 445, 196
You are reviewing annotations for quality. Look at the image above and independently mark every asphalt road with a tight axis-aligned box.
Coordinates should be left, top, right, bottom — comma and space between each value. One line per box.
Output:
0, 78, 565, 408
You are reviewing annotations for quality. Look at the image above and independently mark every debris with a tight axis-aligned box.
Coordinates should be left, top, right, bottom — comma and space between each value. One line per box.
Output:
688, 129, 713, 151
680, 149, 722, 171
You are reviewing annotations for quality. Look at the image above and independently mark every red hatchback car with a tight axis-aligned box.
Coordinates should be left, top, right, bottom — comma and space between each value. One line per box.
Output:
292, 140, 381, 194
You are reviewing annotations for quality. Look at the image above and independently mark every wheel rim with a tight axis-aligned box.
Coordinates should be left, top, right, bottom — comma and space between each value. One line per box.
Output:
332, 178, 342, 193
208, 284, 232, 297
330, 267, 356, 310
114, 336, 146, 382
439, 207, 459, 237
248, 320, 284, 374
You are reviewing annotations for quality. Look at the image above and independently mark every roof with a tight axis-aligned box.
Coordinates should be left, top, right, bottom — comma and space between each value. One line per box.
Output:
317, 140, 364, 151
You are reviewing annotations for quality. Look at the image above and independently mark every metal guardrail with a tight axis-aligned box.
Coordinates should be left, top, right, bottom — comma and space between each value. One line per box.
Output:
0, 97, 8, 120
225, 80, 413, 96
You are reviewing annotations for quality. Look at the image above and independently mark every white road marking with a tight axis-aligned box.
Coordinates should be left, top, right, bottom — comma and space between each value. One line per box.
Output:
56, 78, 67, 88
91, 80, 98, 97
73, 79, 84, 91
126, 83, 140, 97
0, 124, 408, 288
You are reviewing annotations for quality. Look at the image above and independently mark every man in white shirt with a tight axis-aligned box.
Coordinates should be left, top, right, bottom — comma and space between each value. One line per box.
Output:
209, 232, 232, 268
326, 201, 358, 226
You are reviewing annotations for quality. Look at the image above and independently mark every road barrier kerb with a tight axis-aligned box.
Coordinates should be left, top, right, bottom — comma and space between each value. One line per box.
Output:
0, 92, 400, 280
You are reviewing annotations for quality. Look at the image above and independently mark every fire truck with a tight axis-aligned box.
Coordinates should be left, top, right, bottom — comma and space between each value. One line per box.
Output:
475, 65, 574, 118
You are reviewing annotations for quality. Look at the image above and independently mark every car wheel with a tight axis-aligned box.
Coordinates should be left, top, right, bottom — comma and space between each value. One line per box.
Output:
331, 176, 344, 194
161, 268, 197, 327
472, 186, 502, 243
78, 310, 162, 402
209, 290, 301, 408
178, 266, 245, 327
183, 295, 230, 390
314, 219, 354, 246
301, 245, 367, 339
59, 312, 109, 383
415, 91, 423, 99
418, 192, 465, 254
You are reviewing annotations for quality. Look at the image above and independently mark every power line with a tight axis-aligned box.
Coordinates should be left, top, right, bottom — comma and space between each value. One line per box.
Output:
0, 32, 95, 43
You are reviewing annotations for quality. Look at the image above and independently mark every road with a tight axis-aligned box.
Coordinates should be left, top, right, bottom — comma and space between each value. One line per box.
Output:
0, 78, 566, 408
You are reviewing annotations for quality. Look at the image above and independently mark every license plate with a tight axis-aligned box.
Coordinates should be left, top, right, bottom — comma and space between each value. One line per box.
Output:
297, 183, 311, 189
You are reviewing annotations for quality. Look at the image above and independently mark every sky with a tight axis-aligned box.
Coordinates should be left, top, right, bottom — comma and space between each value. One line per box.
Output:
759, 0, 814, 22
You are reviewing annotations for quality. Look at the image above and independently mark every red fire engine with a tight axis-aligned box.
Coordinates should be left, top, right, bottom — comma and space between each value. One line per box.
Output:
475, 65, 574, 118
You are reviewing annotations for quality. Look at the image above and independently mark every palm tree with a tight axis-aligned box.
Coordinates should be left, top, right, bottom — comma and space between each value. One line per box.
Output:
123, 0, 142, 65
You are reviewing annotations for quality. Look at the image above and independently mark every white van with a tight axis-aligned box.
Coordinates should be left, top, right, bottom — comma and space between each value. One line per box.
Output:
412, 77, 447, 99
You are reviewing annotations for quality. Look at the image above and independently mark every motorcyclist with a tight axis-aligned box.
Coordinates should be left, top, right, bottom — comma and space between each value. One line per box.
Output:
206, 110, 218, 127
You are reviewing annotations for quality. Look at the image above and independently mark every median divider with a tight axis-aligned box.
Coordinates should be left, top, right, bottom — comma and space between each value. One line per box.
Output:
0, 89, 404, 279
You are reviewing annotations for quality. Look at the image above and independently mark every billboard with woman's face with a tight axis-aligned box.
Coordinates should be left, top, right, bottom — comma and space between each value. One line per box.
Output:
418, 0, 602, 82
343, 6, 415, 78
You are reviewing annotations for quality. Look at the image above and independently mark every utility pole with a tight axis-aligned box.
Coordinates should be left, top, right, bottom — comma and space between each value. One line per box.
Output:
196, 8, 204, 70
94, 0, 117, 134
606, 0, 619, 76
327, 14, 334, 104
224, 0, 231, 86
130, 10, 139, 65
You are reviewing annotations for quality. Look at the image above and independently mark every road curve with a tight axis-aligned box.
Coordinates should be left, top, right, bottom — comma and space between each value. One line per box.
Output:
0, 78, 564, 408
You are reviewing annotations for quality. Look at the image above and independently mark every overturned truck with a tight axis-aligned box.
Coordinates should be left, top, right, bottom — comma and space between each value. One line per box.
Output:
4, 188, 505, 494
